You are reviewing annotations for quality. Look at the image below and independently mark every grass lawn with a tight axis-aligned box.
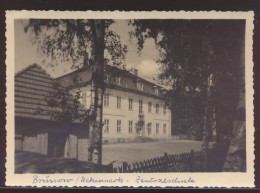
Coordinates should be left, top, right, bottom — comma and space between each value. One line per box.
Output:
102, 140, 207, 165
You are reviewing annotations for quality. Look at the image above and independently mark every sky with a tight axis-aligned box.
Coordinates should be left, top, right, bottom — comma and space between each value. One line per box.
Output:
14, 19, 160, 79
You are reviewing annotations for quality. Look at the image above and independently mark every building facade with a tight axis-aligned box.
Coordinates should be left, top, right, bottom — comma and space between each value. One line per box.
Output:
15, 64, 89, 161
57, 64, 172, 143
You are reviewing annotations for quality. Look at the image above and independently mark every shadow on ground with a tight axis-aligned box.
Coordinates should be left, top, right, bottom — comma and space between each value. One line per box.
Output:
15, 151, 111, 173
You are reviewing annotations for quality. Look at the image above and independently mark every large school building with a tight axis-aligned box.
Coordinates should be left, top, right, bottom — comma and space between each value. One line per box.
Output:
57, 64, 172, 143
14, 63, 171, 161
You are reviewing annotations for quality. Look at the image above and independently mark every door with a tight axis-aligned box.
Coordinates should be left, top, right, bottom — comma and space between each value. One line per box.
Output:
48, 133, 67, 158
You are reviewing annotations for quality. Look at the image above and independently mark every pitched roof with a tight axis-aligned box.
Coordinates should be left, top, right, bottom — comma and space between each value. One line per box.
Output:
15, 64, 85, 121
56, 64, 167, 99
15, 63, 52, 78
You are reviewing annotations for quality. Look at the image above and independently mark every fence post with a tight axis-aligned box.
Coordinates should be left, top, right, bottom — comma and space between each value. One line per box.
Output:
163, 152, 168, 172
202, 147, 208, 172
190, 149, 195, 172
122, 162, 127, 173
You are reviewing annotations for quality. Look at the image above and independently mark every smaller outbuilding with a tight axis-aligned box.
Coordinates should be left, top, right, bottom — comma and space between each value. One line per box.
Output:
15, 64, 89, 161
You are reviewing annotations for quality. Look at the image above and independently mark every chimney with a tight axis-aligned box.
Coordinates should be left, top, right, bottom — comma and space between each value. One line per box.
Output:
133, 69, 138, 76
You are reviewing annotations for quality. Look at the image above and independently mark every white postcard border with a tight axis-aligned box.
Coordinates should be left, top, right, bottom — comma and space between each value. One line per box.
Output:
5, 10, 255, 187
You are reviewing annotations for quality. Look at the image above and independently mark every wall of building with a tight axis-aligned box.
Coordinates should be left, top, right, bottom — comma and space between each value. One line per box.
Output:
77, 85, 171, 143
15, 134, 23, 151
15, 116, 89, 161
21, 131, 89, 160
64, 134, 77, 159
77, 130, 89, 161
103, 88, 171, 142
22, 133, 48, 155
64, 131, 89, 162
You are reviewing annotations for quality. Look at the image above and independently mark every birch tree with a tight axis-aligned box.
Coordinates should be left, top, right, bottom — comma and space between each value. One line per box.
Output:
25, 19, 127, 164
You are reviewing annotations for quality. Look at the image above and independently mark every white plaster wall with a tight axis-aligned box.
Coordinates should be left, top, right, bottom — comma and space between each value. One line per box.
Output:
102, 88, 171, 142
74, 85, 172, 143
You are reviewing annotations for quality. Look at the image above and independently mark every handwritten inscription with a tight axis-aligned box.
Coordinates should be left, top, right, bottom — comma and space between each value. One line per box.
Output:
80, 176, 124, 183
33, 175, 73, 184
136, 176, 195, 184
32, 175, 195, 185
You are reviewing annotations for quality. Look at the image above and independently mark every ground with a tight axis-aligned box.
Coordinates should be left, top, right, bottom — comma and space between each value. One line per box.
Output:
102, 140, 207, 165
15, 140, 209, 173
15, 151, 111, 173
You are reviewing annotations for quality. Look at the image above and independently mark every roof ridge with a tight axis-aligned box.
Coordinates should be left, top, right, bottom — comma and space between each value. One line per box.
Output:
15, 63, 53, 79
55, 65, 91, 80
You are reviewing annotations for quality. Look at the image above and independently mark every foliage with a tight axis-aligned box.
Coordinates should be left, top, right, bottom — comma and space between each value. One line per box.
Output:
25, 19, 127, 70
129, 20, 245, 142
26, 19, 128, 125
36, 81, 90, 124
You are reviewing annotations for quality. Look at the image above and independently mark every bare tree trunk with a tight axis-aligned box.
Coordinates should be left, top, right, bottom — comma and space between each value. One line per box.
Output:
223, 67, 246, 171
222, 28, 246, 172
88, 20, 105, 164
222, 88, 246, 171
202, 74, 212, 171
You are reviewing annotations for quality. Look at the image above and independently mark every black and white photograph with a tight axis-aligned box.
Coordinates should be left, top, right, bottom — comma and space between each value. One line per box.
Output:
5, 11, 254, 187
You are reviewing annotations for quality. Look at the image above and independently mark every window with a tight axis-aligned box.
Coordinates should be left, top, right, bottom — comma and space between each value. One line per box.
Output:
104, 94, 109, 107
115, 76, 121, 85
163, 105, 166, 115
129, 98, 133, 111
148, 102, 152, 113
147, 123, 152, 135
104, 119, 109, 133
81, 92, 86, 107
139, 100, 143, 114
137, 81, 144, 91
117, 120, 121, 133
117, 96, 121, 109
163, 124, 166, 134
156, 104, 159, 114
129, 120, 133, 133
155, 87, 159, 95
156, 123, 159, 134
104, 73, 109, 82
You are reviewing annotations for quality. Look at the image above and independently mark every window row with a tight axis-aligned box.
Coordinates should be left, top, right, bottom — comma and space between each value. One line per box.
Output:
103, 119, 167, 135
103, 94, 167, 115
105, 75, 160, 95
80, 92, 166, 115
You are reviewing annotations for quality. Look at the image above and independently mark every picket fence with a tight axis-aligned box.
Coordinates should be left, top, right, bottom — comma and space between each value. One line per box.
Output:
113, 150, 206, 173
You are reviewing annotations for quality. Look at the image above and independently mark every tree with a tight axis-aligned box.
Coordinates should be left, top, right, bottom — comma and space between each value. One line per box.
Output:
25, 19, 127, 164
129, 20, 212, 138
222, 25, 246, 171
129, 19, 246, 171
26, 18, 246, 171
36, 81, 88, 124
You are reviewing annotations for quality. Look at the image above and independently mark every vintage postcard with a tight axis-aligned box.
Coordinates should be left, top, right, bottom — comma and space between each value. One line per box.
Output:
5, 11, 254, 187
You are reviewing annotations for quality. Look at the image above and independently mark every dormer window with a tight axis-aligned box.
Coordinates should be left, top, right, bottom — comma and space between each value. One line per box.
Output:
137, 80, 144, 91
154, 87, 159, 95
115, 76, 121, 85
81, 92, 87, 107
104, 73, 109, 82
